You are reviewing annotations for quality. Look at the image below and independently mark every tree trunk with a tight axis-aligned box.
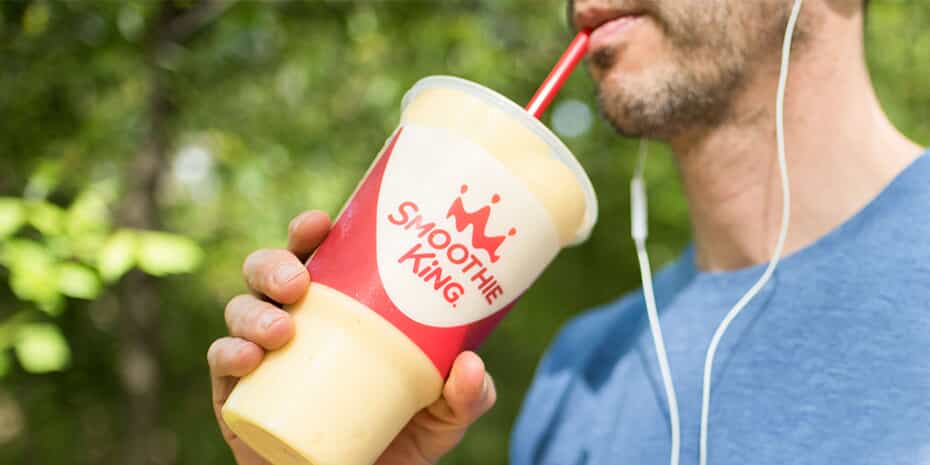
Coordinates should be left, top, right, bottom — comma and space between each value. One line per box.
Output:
116, 3, 179, 465
115, 2, 236, 463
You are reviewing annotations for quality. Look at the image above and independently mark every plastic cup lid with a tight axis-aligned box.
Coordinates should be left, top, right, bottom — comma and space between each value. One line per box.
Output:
401, 75, 598, 245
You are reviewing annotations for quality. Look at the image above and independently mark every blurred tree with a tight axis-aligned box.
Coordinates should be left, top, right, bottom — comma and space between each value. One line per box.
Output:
116, 2, 235, 463
0, 1, 927, 465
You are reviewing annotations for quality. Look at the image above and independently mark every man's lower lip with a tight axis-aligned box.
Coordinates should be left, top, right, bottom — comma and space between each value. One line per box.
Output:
589, 15, 643, 51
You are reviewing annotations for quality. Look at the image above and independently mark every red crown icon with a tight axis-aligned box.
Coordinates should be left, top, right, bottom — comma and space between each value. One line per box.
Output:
446, 184, 516, 263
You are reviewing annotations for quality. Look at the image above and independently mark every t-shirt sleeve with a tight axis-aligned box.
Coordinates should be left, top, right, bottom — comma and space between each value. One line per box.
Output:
509, 330, 569, 465
508, 306, 615, 465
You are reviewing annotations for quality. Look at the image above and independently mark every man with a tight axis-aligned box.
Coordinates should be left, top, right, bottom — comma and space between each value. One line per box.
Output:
208, 0, 929, 464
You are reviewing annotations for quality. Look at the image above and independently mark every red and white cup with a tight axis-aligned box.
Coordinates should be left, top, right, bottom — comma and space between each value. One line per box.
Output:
222, 76, 598, 465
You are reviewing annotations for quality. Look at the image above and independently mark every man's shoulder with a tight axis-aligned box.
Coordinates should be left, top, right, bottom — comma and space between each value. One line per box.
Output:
546, 251, 696, 367
539, 291, 644, 375
510, 291, 646, 464
837, 150, 930, 265
541, 250, 694, 375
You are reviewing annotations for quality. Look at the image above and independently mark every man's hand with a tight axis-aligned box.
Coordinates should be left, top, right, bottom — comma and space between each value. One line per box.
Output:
207, 210, 497, 465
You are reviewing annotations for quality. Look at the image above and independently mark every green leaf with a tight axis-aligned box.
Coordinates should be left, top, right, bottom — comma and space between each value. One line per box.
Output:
14, 324, 70, 374
0, 351, 9, 378
9, 270, 63, 315
24, 159, 61, 200
69, 232, 108, 265
2, 239, 63, 312
56, 262, 101, 299
1, 238, 51, 268
58, 190, 111, 263
117, 3, 145, 41
136, 231, 203, 276
0, 311, 30, 350
0, 197, 26, 239
45, 234, 73, 260
97, 229, 137, 282
27, 201, 65, 236
36, 295, 65, 317
22, 1, 50, 37
66, 190, 111, 236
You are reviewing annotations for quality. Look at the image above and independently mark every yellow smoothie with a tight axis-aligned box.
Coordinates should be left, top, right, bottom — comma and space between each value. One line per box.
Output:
222, 76, 597, 465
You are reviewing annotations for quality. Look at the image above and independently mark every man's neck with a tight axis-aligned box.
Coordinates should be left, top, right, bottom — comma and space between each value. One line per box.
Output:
668, 9, 923, 272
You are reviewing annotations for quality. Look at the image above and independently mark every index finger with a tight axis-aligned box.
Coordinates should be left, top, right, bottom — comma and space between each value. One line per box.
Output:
287, 210, 332, 261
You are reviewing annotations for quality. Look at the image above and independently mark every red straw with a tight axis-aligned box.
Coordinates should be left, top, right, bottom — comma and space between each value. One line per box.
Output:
525, 29, 591, 119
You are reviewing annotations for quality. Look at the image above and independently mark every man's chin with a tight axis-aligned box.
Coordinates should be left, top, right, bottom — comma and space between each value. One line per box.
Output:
595, 72, 734, 141
596, 88, 661, 139
599, 111, 655, 139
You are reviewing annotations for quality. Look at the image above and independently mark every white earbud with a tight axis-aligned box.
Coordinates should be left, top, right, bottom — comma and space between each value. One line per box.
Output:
630, 178, 648, 243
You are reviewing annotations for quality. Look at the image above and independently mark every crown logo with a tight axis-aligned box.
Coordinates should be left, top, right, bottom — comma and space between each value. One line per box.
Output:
446, 184, 516, 263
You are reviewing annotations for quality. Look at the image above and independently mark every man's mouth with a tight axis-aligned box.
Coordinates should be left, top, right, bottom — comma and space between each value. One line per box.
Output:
589, 15, 643, 51
575, 6, 646, 53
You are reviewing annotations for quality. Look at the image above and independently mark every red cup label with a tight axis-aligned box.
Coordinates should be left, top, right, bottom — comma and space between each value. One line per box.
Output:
308, 124, 560, 376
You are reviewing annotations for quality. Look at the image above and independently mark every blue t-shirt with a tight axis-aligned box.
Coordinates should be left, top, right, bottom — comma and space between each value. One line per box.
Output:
511, 151, 930, 465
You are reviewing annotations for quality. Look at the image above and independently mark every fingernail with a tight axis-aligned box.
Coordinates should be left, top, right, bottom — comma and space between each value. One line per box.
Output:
261, 312, 283, 330
480, 375, 490, 402
233, 339, 251, 356
274, 264, 305, 286
288, 214, 306, 235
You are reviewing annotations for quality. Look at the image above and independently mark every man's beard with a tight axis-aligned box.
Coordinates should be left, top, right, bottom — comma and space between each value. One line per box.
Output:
592, 0, 801, 140
594, 45, 746, 139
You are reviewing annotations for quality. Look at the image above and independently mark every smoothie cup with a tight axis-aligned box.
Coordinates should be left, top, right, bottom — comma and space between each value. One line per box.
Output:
221, 76, 598, 465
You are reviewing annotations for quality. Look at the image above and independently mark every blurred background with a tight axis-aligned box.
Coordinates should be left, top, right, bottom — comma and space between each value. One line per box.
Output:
0, 1, 928, 464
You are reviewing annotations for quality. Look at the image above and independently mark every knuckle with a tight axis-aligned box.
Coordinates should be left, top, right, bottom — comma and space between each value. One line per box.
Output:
242, 249, 267, 272
224, 295, 256, 332
249, 249, 299, 293
245, 301, 270, 332
228, 297, 275, 339
243, 249, 275, 280
224, 295, 248, 324
263, 264, 281, 291
207, 338, 226, 367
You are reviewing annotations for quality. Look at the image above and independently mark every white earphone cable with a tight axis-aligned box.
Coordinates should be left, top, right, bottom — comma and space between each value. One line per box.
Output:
698, 1, 803, 464
631, 140, 681, 465
630, 2, 802, 464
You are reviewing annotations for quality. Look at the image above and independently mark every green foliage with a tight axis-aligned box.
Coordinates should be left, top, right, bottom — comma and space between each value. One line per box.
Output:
0, 198, 26, 239
55, 262, 101, 299
26, 200, 65, 236
13, 323, 70, 374
2, 238, 62, 314
0, 351, 9, 378
0, 188, 203, 310
136, 231, 204, 276
97, 229, 137, 283
0, 1, 927, 465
